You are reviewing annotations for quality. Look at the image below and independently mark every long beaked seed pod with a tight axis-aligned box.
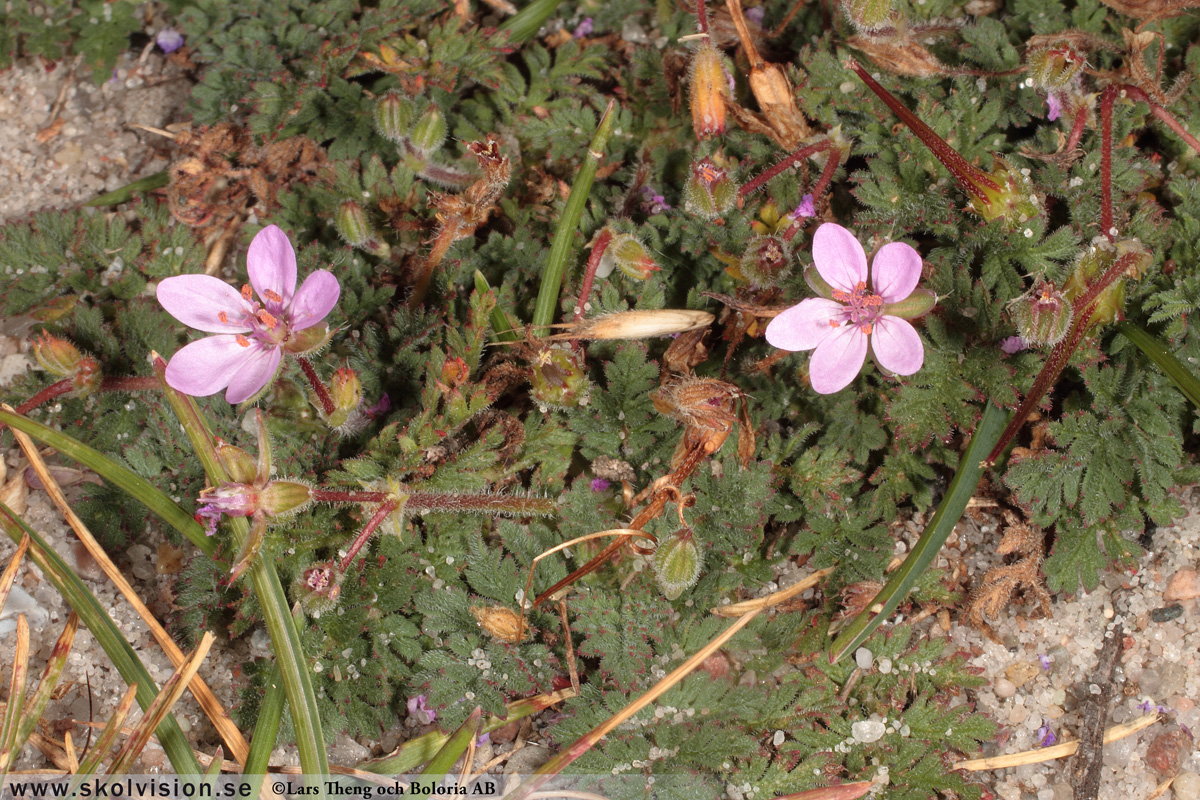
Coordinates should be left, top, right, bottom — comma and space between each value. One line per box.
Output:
689, 43, 729, 139
549, 310, 715, 341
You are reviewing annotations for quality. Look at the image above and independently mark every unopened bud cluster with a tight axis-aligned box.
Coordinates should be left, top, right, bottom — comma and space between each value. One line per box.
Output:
32, 333, 101, 394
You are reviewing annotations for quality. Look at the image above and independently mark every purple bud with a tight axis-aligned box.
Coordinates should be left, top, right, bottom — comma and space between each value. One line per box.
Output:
407, 694, 437, 725
1000, 336, 1028, 354
591, 477, 611, 492
1038, 653, 1052, 670
475, 733, 490, 747
573, 17, 594, 38
156, 27, 185, 54
790, 194, 816, 219
745, 6, 765, 25
1036, 722, 1057, 747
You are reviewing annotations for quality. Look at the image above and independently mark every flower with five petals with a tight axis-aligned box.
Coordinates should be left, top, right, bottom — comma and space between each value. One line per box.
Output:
765, 223, 933, 394
157, 225, 340, 404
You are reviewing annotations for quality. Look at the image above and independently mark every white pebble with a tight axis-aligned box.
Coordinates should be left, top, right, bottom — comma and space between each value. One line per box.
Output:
994, 678, 1018, 698
852, 720, 886, 743
855, 648, 873, 669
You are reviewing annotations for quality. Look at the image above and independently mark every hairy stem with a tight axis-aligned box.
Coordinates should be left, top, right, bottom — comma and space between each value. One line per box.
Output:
1119, 84, 1200, 156
340, 498, 401, 571
574, 228, 613, 322
295, 356, 336, 417
739, 139, 831, 199
1100, 86, 1116, 241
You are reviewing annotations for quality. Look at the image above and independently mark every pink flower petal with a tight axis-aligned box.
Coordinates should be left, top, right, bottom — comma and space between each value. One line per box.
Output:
812, 223, 868, 293
157, 276, 252, 333
765, 298, 844, 352
224, 345, 283, 404
164, 335, 259, 397
809, 323, 868, 394
289, 270, 340, 331
870, 242, 923, 303
247, 225, 297, 312
871, 316, 924, 376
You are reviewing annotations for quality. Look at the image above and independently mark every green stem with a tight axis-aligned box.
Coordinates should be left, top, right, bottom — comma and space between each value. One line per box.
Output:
530, 100, 617, 331
152, 356, 330, 785
1117, 322, 1200, 409
84, 171, 170, 207
828, 402, 1010, 662
474, 271, 523, 343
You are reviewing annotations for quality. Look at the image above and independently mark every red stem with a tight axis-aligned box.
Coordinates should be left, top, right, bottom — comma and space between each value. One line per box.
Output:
739, 140, 832, 199
849, 59, 1001, 203
1119, 83, 1200, 155
100, 376, 159, 392
311, 490, 389, 504
296, 356, 336, 417
695, 0, 709, 34
1064, 105, 1089, 158
339, 498, 400, 571
1100, 86, 1116, 241
13, 380, 72, 415
574, 229, 613, 323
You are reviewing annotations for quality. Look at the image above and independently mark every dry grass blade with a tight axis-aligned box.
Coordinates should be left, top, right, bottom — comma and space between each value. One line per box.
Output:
0, 533, 30, 615
73, 685, 138, 778
109, 632, 215, 774
8, 612, 79, 770
712, 567, 835, 616
8, 422, 250, 766
771, 782, 874, 800
0, 615, 31, 774
955, 712, 1160, 770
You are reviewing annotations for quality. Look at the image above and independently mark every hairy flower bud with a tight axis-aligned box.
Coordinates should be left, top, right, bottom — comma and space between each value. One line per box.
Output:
1063, 238, 1152, 329
215, 442, 257, 485
319, 367, 364, 432
282, 323, 335, 356
739, 235, 792, 289
375, 91, 415, 143
335, 202, 390, 258
469, 605, 527, 643
688, 43, 729, 140
258, 480, 313, 517
32, 333, 100, 394
1011, 284, 1073, 346
841, 0, 895, 32
607, 233, 660, 280
683, 158, 737, 219
1026, 46, 1085, 91
653, 528, 702, 600
408, 105, 448, 158
529, 346, 589, 409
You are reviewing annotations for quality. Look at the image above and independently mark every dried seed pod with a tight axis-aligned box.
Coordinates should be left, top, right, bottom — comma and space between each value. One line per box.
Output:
552, 310, 715, 341
651, 377, 742, 433
470, 605, 528, 643
688, 42, 729, 140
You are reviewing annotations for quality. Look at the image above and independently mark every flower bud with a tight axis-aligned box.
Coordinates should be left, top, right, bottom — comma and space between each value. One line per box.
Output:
32, 333, 101, 394
529, 346, 589, 409
653, 528, 702, 600
1027, 46, 1085, 91
375, 91, 415, 143
408, 104, 447, 158
283, 323, 335, 356
320, 367, 364, 431
215, 442, 258, 485
841, 0, 894, 32
1063, 238, 1152, 329
882, 288, 937, 319
469, 605, 527, 643
1011, 284, 1073, 346
738, 235, 792, 289
335, 201, 390, 258
608, 233, 660, 280
683, 159, 737, 219
258, 480, 313, 517
967, 157, 1043, 225
688, 43, 729, 140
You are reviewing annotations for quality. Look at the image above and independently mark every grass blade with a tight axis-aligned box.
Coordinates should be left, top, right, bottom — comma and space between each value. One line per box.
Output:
72, 684, 138, 779
84, 171, 170, 207
0, 407, 213, 557
474, 271, 522, 343
1116, 321, 1200, 409
0, 615, 30, 774
360, 689, 574, 774
418, 707, 482, 778
828, 401, 1009, 663
499, 0, 564, 43
530, 100, 616, 330
151, 354, 329, 780
0, 533, 30, 624
109, 633, 215, 774
0, 502, 201, 773
8, 612, 79, 769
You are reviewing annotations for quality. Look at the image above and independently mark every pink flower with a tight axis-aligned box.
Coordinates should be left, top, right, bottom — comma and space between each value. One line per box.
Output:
157, 225, 340, 404
1046, 93, 1062, 121
156, 27, 184, 54
790, 194, 816, 219
766, 223, 926, 394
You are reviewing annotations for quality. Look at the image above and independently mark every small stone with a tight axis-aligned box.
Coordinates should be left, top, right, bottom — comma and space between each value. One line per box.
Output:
851, 720, 886, 743
1163, 569, 1200, 602
1007, 705, 1029, 725
878, 657, 893, 674
1160, 663, 1188, 697
1139, 667, 1163, 696
490, 720, 520, 745
1150, 604, 1184, 623
855, 647, 873, 670
1006, 661, 1039, 689
994, 678, 1018, 698
1146, 725, 1192, 777
1052, 784, 1074, 800
1173, 771, 1200, 800
52, 142, 83, 167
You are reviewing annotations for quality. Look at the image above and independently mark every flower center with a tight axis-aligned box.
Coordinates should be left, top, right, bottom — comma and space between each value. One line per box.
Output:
830, 281, 884, 334
227, 284, 291, 347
